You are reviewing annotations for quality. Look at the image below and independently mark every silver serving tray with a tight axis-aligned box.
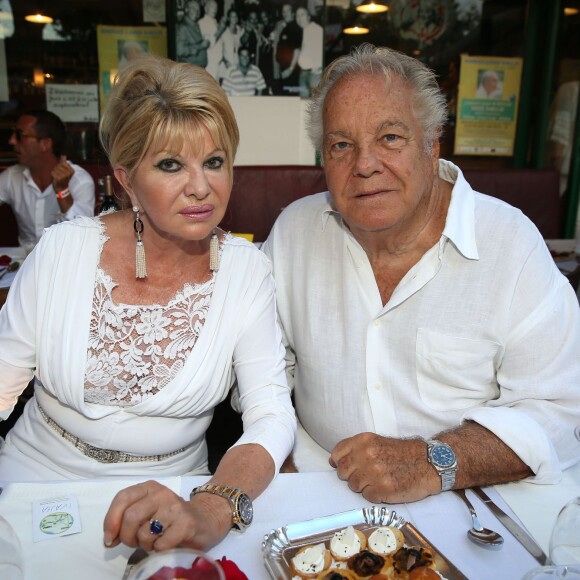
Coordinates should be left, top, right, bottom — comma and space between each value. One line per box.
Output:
262, 506, 468, 579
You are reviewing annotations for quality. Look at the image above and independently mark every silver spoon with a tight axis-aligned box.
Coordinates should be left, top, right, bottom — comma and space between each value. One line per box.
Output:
454, 489, 504, 548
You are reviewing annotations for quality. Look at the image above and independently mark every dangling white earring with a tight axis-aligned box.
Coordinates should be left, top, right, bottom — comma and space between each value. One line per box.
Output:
133, 206, 147, 279
209, 231, 219, 272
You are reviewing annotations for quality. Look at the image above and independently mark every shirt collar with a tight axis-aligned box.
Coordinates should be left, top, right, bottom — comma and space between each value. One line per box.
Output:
321, 191, 339, 230
22, 165, 48, 195
319, 159, 479, 260
439, 159, 479, 260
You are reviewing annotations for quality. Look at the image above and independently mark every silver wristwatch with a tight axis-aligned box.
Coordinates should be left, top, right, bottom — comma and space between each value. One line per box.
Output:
190, 483, 253, 531
426, 439, 457, 491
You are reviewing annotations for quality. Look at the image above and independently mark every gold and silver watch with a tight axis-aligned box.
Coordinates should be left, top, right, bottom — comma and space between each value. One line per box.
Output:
190, 483, 253, 531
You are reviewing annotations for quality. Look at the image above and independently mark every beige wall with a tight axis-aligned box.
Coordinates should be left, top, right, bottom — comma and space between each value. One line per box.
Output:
228, 96, 317, 166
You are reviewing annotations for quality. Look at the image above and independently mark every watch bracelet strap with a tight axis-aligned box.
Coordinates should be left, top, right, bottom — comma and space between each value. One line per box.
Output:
426, 439, 457, 492
190, 483, 242, 500
190, 483, 246, 529
440, 470, 456, 491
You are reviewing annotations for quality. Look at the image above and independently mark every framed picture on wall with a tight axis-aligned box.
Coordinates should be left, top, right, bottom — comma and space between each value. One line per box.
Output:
167, 0, 323, 97
97, 25, 168, 113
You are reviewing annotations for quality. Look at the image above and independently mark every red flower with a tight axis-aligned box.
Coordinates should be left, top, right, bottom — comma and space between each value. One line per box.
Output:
146, 556, 248, 580
217, 557, 249, 580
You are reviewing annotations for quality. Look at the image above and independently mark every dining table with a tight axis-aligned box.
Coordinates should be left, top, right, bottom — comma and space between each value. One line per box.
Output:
1, 461, 579, 580
0, 239, 579, 579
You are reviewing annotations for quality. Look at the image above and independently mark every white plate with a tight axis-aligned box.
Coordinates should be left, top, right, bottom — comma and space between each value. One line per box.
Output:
262, 506, 468, 579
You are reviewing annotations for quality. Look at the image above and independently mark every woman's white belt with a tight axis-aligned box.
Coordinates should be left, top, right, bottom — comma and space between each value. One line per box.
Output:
37, 402, 188, 464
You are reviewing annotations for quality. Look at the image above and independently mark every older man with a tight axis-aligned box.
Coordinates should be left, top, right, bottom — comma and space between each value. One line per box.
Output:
176, 0, 209, 68
263, 45, 580, 503
0, 110, 95, 247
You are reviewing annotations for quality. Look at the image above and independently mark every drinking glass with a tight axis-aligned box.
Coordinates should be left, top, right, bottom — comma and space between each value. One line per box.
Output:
522, 565, 580, 579
521, 497, 580, 579
550, 497, 580, 565
128, 548, 225, 579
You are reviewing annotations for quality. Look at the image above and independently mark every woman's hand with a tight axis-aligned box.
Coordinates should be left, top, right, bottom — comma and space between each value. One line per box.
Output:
103, 480, 233, 552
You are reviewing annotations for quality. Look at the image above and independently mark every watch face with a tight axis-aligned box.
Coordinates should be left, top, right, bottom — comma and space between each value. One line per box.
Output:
237, 493, 253, 526
431, 444, 456, 468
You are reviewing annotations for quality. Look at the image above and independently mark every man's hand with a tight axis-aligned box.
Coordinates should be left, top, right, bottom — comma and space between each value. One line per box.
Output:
329, 433, 441, 504
51, 155, 74, 193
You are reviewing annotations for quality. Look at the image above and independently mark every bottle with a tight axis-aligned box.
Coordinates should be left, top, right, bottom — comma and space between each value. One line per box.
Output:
98, 175, 120, 213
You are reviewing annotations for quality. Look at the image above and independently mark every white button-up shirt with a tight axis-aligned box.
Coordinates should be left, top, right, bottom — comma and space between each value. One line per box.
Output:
263, 160, 580, 483
0, 162, 95, 246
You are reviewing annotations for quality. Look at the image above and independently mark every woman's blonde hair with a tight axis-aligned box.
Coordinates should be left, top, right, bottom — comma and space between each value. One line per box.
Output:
99, 55, 239, 181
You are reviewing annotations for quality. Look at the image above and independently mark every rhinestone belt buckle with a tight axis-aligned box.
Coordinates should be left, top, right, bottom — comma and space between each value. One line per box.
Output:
85, 445, 121, 463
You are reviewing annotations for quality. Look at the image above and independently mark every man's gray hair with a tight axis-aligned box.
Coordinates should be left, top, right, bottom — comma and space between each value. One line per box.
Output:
307, 44, 449, 154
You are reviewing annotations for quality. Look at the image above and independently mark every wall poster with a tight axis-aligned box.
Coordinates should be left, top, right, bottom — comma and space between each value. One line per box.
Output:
454, 55, 523, 156
46, 84, 99, 123
96, 25, 167, 113
168, 0, 323, 97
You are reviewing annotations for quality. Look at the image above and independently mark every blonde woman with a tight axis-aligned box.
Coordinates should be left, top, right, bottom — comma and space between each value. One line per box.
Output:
0, 55, 295, 551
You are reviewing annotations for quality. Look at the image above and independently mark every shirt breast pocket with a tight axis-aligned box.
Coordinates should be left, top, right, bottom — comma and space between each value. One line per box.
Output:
416, 328, 501, 411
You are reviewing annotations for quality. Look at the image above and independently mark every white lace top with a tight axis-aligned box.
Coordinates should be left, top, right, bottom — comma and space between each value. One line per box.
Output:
84, 247, 220, 407
0, 217, 295, 479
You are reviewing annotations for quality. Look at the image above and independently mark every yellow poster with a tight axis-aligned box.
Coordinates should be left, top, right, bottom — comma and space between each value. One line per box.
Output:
454, 55, 523, 156
97, 25, 167, 114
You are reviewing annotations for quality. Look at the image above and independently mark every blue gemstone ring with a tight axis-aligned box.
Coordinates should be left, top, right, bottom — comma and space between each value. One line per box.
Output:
149, 519, 164, 536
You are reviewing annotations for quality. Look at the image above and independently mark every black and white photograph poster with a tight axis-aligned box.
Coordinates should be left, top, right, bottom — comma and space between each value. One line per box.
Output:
170, 0, 323, 97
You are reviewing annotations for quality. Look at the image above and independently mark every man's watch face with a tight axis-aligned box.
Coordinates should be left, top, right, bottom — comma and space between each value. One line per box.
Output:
237, 493, 253, 525
432, 445, 455, 468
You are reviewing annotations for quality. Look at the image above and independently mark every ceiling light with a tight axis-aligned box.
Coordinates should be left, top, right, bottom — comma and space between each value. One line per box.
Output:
343, 24, 370, 34
564, 7, 579, 15
356, 0, 388, 13
25, 13, 54, 24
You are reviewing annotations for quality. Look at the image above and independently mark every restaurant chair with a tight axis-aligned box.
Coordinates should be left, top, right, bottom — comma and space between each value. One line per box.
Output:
0, 380, 33, 439
0, 204, 19, 247
205, 397, 243, 473
565, 264, 580, 295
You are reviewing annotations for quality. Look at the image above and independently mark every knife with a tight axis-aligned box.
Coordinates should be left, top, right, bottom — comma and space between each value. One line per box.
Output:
471, 486, 548, 565
121, 548, 149, 580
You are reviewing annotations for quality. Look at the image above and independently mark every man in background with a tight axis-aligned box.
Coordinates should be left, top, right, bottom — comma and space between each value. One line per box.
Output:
272, 3, 302, 95
222, 47, 266, 96
547, 79, 580, 243
240, 10, 261, 66
199, 0, 226, 80
0, 110, 95, 247
176, 0, 209, 68
296, 6, 323, 97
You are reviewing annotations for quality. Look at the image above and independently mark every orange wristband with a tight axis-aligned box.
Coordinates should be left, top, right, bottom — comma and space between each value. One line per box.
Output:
56, 188, 70, 199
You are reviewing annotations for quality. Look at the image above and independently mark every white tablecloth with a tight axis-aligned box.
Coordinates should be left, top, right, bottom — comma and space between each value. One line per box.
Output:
3, 467, 577, 580
0, 477, 182, 579
496, 461, 580, 554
